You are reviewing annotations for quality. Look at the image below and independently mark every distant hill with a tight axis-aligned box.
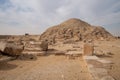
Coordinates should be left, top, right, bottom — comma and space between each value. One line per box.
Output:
40, 18, 115, 42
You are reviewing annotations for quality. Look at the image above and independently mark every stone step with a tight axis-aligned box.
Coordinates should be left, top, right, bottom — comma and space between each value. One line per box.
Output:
22, 50, 66, 56
23, 50, 42, 52
24, 47, 42, 51
22, 51, 46, 56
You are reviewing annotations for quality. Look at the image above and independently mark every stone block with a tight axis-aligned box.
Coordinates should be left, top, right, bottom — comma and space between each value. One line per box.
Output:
84, 43, 94, 55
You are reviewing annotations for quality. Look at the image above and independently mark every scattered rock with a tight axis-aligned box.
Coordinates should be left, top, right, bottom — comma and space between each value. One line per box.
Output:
72, 45, 81, 48
67, 49, 77, 52
17, 54, 37, 60
94, 50, 113, 57
63, 39, 76, 44
54, 51, 66, 55
40, 18, 115, 42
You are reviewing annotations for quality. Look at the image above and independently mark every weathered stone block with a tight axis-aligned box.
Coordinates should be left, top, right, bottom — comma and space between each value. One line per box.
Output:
3, 43, 23, 56
84, 43, 94, 55
17, 54, 37, 60
40, 40, 48, 51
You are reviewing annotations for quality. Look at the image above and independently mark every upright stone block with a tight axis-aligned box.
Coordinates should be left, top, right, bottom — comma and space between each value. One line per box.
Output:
84, 43, 94, 55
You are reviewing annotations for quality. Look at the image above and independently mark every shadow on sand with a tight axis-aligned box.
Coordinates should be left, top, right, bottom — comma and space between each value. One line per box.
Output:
0, 61, 17, 71
44, 49, 66, 56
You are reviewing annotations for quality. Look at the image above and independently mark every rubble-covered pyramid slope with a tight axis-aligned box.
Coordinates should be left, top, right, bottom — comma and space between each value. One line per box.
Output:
40, 18, 114, 41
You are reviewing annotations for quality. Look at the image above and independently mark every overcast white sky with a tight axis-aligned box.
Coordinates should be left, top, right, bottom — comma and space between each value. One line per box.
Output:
0, 0, 120, 36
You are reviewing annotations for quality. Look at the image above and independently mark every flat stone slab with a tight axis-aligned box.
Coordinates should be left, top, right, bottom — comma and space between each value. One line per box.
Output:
66, 51, 83, 55
22, 51, 46, 56
24, 47, 42, 51
85, 56, 114, 80
84, 56, 112, 64
97, 59, 112, 64
84, 56, 99, 60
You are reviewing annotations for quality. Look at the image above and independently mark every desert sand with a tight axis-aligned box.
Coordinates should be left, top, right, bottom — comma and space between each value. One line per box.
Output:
0, 40, 120, 80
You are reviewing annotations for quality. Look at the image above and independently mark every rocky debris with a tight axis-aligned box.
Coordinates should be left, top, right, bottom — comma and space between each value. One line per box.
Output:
72, 44, 83, 51
18, 40, 49, 57
63, 39, 76, 44
50, 51, 66, 55
21, 40, 49, 56
67, 49, 78, 52
40, 18, 115, 42
93, 50, 113, 57
72, 45, 81, 48
23, 41, 41, 50
7, 35, 40, 42
40, 40, 48, 51
17, 54, 37, 60
65, 51, 83, 59
0, 41, 23, 56
48, 35, 56, 45
2, 43, 23, 56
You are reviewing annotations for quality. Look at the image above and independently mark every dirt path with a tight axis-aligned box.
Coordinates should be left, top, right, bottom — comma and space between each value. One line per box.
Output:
0, 55, 92, 80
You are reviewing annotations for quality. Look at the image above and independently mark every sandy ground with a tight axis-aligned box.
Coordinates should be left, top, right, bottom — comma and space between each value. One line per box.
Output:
0, 55, 92, 80
96, 40, 120, 80
86, 40, 120, 80
0, 40, 120, 80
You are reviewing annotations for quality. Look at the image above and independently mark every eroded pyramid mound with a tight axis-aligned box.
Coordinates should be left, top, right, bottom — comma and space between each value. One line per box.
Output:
40, 18, 114, 42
